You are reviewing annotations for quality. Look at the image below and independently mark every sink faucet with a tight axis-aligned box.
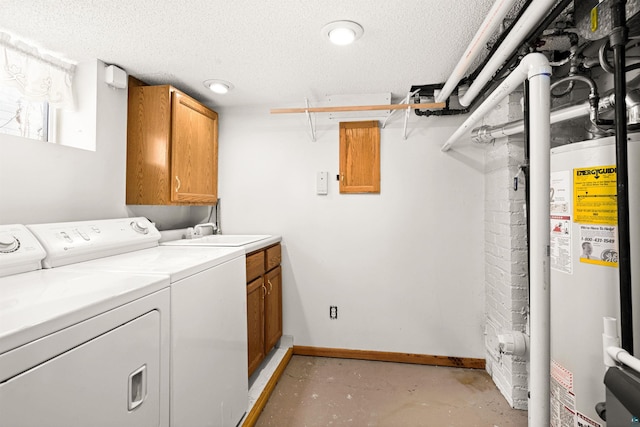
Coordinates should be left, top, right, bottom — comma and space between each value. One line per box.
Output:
193, 222, 218, 237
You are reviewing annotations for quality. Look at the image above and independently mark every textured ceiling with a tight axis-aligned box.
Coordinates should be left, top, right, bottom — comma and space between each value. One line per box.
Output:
1, 0, 498, 109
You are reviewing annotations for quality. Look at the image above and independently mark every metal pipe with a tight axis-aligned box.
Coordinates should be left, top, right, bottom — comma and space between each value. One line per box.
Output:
435, 0, 516, 103
441, 53, 552, 424
610, 0, 633, 354
459, 0, 557, 107
470, 94, 625, 143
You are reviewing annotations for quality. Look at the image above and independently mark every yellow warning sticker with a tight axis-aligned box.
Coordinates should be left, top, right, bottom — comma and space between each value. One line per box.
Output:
591, 7, 598, 33
573, 165, 617, 225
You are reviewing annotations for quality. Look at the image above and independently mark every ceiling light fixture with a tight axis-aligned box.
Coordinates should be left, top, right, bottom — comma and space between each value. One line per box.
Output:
321, 21, 364, 46
203, 79, 234, 94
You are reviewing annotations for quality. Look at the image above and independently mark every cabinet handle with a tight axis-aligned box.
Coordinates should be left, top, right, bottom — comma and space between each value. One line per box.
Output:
175, 176, 181, 192
267, 280, 273, 293
261, 283, 267, 299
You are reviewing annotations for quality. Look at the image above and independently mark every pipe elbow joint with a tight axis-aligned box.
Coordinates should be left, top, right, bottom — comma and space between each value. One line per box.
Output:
523, 53, 552, 79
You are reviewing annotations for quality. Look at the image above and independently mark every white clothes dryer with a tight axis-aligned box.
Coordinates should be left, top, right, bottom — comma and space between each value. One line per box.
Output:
28, 218, 249, 427
0, 224, 171, 427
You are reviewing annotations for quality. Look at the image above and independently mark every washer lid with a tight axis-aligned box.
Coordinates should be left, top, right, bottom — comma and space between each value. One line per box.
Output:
0, 269, 169, 354
58, 246, 244, 282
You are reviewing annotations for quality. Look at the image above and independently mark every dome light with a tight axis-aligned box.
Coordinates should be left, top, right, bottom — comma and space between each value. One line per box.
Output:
203, 79, 234, 94
321, 21, 364, 46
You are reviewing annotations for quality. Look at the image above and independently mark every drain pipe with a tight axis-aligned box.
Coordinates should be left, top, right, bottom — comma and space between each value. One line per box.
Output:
441, 52, 551, 426
435, 0, 517, 103
459, 0, 557, 107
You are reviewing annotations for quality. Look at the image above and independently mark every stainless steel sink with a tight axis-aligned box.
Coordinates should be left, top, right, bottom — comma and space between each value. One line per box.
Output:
162, 234, 271, 247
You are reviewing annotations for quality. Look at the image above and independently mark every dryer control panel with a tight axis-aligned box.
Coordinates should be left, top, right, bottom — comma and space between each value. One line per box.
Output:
28, 217, 161, 268
0, 225, 46, 277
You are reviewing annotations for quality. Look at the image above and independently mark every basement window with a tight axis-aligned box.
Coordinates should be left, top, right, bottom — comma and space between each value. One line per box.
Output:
0, 85, 52, 142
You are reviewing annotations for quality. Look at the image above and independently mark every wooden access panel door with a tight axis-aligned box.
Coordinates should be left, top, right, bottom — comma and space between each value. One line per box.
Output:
264, 266, 282, 354
339, 120, 380, 194
247, 277, 265, 377
171, 91, 218, 204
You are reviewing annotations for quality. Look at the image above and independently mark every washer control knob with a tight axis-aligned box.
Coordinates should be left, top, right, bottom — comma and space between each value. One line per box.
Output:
0, 234, 19, 253
130, 220, 149, 235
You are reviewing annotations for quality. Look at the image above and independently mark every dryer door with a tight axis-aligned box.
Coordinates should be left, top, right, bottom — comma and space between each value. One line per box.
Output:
0, 310, 161, 427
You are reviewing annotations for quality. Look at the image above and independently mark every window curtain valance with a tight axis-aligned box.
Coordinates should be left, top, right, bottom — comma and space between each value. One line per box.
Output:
0, 32, 76, 109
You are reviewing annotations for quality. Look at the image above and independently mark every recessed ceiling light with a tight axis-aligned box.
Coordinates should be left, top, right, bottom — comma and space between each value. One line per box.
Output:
321, 21, 364, 46
203, 79, 234, 94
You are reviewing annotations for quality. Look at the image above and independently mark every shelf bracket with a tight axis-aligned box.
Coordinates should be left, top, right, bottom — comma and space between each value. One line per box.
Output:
305, 98, 316, 142
402, 90, 417, 140
381, 89, 421, 141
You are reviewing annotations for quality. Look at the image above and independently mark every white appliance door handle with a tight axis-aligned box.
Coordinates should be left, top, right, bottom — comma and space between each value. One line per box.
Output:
128, 364, 147, 411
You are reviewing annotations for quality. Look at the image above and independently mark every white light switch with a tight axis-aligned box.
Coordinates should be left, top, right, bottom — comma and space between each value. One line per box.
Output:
316, 171, 328, 195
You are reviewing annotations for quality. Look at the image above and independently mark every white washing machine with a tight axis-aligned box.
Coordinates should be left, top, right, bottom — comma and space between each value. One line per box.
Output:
0, 224, 171, 427
28, 218, 249, 427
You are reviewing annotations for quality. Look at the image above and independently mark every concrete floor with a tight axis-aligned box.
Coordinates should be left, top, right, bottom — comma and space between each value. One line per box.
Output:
256, 355, 528, 427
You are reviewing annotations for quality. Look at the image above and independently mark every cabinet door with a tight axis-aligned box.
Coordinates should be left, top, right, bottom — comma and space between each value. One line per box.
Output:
126, 85, 172, 205
264, 266, 282, 354
171, 91, 218, 204
339, 120, 380, 193
247, 277, 265, 377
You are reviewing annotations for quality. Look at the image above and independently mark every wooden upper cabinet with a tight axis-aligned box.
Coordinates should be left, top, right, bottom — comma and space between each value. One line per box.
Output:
126, 84, 218, 205
339, 120, 380, 194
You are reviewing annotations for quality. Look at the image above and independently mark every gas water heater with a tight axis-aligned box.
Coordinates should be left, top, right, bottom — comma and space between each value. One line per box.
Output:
550, 134, 640, 426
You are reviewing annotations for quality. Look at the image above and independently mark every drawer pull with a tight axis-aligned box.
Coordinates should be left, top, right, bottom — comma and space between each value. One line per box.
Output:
267, 280, 273, 293
175, 176, 181, 192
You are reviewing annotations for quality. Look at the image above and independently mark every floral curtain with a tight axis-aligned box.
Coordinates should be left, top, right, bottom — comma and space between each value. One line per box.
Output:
0, 32, 76, 110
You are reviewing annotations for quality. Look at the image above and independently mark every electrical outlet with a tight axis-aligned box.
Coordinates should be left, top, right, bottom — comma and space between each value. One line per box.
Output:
330, 306, 338, 319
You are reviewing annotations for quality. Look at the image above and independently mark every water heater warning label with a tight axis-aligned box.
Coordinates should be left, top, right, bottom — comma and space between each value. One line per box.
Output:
551, 360, 576, 427
551, 171, 572, 274
573, 165, 617, 225
576, 412, 602, 427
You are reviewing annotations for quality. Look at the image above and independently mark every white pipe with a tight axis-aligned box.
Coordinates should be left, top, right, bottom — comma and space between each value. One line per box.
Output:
527, 54, 551, 427
459, 0, 557, 107
607, 346, 640, 373
603, 317, 621, 367
435, 0, 516, 103
441, 53, 550, 152
441, 53, 551, 426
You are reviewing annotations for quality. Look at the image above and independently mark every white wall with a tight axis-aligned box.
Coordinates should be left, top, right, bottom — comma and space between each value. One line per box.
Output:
217, 107, 487, 358
0, 60, 129, 224
0, 61, 489, 359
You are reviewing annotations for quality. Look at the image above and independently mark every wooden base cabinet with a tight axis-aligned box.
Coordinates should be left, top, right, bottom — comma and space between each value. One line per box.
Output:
246, 244, 282, 377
